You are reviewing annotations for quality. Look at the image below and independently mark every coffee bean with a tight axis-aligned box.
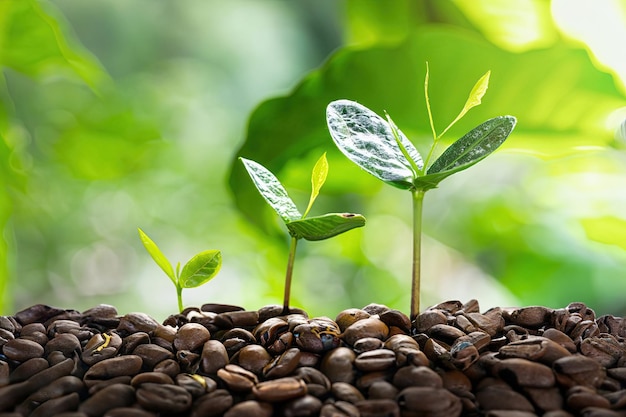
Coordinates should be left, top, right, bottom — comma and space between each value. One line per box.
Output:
233, 344, 271, 375
214, 310, 259, 329
10, 358, 48, 383
253, 377, 307, 402
78, 383, 135, 417
393, 365, 443, 389
133, 343, 174, 370
523, 386, 563, 412
190, 389, 233, 417
354, 349, 395, 372
174, 323, 211, 352
176, 373, 216, 397
83, 355, 143, 387
343, 318, 389, 346
136, 382, 192, 414
368, 380, 398, 400
321, 347, 356, 384
263, 347, 301, 379
281, 394, 322, 417
218, 364, 258, 392
353, 337, 384, 354
335, 309, 370, 332
320, 401, 360, 417
356, 399, 400, 417
82, 332, 122, 365
130, 371, 174, 387
2, 338, 44, 362
293, 367, 331, 398
566, 385, 611, 412
103, 408, 157, 417
475, 382, 535, 412
200, 339, 228, 374
117, 313, 159, 335
332, 381, 365, 403
496, 358, 555, 388
293, 318, 341, 353
553, 355, 606, 388
30, 392, 80, 417
579, 334, 625, 367
223, 400, 272, 417
153, 358, 180, 378
14, 304, 65, 326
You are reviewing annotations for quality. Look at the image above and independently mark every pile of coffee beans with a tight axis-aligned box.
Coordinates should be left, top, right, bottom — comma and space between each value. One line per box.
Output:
1, 300, 625, 416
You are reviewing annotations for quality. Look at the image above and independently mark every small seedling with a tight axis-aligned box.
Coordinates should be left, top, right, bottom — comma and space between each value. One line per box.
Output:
240, 153, 366, 312
326, 64, 516, 320
138, 228, 222, 313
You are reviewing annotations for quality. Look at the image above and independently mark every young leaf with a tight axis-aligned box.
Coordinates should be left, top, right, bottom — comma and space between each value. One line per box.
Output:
179, 250, 222, 288
414, 116, 516, 189
439, 70, 491, 139
138, 228, 177, 286
240, 157, 302, 223
302, 153, 328, 219
327, 100, 423, 190
286, 213, 366, 241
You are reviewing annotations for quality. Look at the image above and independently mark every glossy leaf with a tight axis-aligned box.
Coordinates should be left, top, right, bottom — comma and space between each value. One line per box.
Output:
179, 250, 222, 289
303, 153, 328, 218
287, 213, 366, 241
240, 157, 302, 223
138, 228, 176, 286
326, 100, 423, 190
416, 116, 516, 189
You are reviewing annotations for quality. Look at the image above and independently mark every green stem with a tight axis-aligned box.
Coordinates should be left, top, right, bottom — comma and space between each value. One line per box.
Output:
283, 236, 298, 313
176, 284, 184, 313
411, 189, 425, 320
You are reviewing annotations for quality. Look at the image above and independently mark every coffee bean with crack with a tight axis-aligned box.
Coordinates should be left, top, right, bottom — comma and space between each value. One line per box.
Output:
579, 334, 625, 367
221, 328, 256, 357
320, 400, 360, 417
214, 310, 259, 330
262, 347, 301, 379
354, 348, 396, 372
175, 373, 216, 398
2, 338, 44, 362
83, 355, 142, 389
132, 344, 173, 370
82, 332, 122, 365
342, 317, 389, 346
253, 317, 291, 354
331, 381, 365, 403
499, 336, 572, 365
280, 394, 322, 417
553, 354, 606, 388
217, 364, 258, 392
293, 366, 331, 398
496, 358, 555, 388
475, 378, 535, 413
10, 357, 49, 383
293, 318, 341, 353
252, 377, 307, 402
136, 382, 193, 414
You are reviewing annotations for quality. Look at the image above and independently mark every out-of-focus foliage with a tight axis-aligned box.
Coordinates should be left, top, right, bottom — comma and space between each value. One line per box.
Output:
3, 0, 626, 319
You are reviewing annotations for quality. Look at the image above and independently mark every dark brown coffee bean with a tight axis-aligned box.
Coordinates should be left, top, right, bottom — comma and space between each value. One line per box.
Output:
335, 309, 370, 332
263, 347, 301, 379
354, 349, 395, 372
320, 401, 360, 417
499, 337, 571, 365
485, 412, 539, 417
553, 355, 606, 388
23, 375, 84, 408
368, 380, 398, 400
14, 304, 65, 325
294, 318, 341, 353
379, 309, 411, 333
2, 338, 44, 362
397, 387, 463, 417
103, 408, 157, 417
566, 385, 611, 411
78, 383, 135, 417
475, 383, 535, 412
428, 324, 466, 344
191, 389, 233, 417
293, 367, 331, 398
176, 373, 216, 397
174, 323, 211, 352
281, 394, 322, 417
253, 377, 307, 402
10, 358, 48, 383
136, 382, 192, 414
332, 381, 365, 403
224, 400, 273, 417
496, 358, 555, 388
46, 333, 82, 358
523, 387, 563, 412
130, 371, 174, 387
30, 392, 80, 417
506, 306, 552, 328
153, 358, 180, 379
82, 332, 122, 365
119, 332, 150, 355
343, 318, 389, 346
200, 339, 228, 374
353, 337, 384, 354
580, 334, 625, 367
87, 376, 132, 395
414, 310, 448, 333
321, 347, 356, 384
214, 310, 259, 329
132, 343, 174, 370
393, 365, 443, 389
218, 364, 258, 392
233, 344, 271, 375
176, 349, 200, 373
117, 313, 159, 335
83, 355, 143, 387
356, 399, 400, 417
465, 308, 504, 337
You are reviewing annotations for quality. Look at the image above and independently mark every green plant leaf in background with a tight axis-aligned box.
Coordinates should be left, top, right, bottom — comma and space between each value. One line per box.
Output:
287, 213, 366, 241
179, 250, 222, 289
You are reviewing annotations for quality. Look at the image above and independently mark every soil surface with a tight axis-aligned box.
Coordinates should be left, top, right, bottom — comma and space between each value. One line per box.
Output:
1, 300, 625, 417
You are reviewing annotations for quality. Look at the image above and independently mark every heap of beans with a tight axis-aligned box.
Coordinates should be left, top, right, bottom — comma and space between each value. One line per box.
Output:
1, 300, 625, 417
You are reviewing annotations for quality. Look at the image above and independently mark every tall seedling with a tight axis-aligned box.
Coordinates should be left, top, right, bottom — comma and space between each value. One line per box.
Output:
241, 153, 365, 313
326, 64, 516, 320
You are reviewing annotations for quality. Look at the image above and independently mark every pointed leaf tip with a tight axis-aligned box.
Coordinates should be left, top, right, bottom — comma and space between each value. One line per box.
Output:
179, 250, 222, 288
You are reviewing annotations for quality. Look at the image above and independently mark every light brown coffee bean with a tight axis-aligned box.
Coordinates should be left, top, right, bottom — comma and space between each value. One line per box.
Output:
253, 377, 307, 402
496, 358, 555, 388
343, 318, 389, 346
174, 323, 211, 352
354, 349, 395, 372
233, 344, 271, 375
335, 309, 370, 332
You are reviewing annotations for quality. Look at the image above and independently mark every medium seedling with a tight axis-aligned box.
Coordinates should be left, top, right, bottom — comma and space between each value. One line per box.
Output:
326, 64, 516, 320
138, 228, 222, 312
240, 153, 365, 312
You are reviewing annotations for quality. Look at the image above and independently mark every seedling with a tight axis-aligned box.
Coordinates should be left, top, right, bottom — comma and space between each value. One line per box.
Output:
326, 64, 516, 320
138, 228, 222, 312
240, 153, 366, 312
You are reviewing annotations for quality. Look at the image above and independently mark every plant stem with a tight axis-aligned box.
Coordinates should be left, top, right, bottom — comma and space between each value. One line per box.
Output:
411, 189, 425, 320
176, 284, 184, 313
283, 236, 298, 313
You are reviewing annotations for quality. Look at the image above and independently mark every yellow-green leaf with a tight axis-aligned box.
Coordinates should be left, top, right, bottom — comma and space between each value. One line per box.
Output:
440, 70, 491, 138
179, 250, 222, 289
302, 153, 328, 218
138, 228, 176, 286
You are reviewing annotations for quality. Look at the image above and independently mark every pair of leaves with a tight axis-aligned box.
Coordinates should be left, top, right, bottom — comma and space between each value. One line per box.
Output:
240, 155, 365, 241
138, 228, 222, 289
326, 67, 515, 192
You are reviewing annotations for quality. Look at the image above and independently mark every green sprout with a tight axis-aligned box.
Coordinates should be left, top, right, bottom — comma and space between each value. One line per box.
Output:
138, 228, 222, 312
326, 64, 516, 320
240, 153, 366, 313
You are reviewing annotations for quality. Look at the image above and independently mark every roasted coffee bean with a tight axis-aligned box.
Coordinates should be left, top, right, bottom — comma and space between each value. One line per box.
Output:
223, 400, 273, 417
20, 323, 47, 346
378, 310, 411, 334
263, 347, 301, 379
82, 332, 121, 365
103, 408, 157, 417
2, 338, 44, 362
83, 355, 143, 387
153, 358, 180, 378
321, 347, 356, 384
428, 324, 466, 344
130, 371, 174, 386
117, 313, 159, 335
191, 389, 233, 417
218, 364, 258, 392
293, 367, 331, 398
353, 337, 384, 354
343, 318, 389, 346
355, 399, 400, 417
136, 382, 193, 414
465, 308, 504, 337
496, 358, 555, 388
200, 339, 229, 374
214, 310, 259, 329
87, 376, 132, 395
414, 310, 447, 333
202, 303, 245, 314
523, 386, 563, 412
579, 334, 625, 367
499, 336, 571, 365
78, 383, 135, 417
368, 380, 398, 400
233, 344, 271, 375
356, 370, 393, 391
281, 395, 322, 417
119, 331, 150, 355
354, 349, 395, 372
320, 401, 360, 417
506, 306, 552, 329
553, 354, 606, 388
566, 385, 611, 411
176, 349, 200, 373
30, 392, 80, 417
174, 323, 211, 352
335, 309, 370, 332
294, 318, 341, 353
332, 381, 365, 403
10, 358, 48, 383
253, 377, 307, 402
133, 343, 174, 370
475, 381, 535, 412
22, 375, 84, 407
542, 328, 577, 353
176, 373, 216, 397
393, 365, 443, 389
46, 333, 82, 358
14, 304, 65, 326
397, 386, 462, 416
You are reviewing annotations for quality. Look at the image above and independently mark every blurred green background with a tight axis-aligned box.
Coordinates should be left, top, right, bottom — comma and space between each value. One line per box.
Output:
2, 0, 626, 320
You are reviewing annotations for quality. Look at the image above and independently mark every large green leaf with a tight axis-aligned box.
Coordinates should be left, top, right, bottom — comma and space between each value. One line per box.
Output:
230, 27, 626, 228
326, 99, 422, 190
179, 250, 222, 289
286, 213, 366, 241
415, 116, 516, 189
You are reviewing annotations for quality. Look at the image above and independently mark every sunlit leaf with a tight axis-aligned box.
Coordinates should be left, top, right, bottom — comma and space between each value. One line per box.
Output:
138, 228, 176, 286
440, 70, 491, 137
326, 99, 422, 190
287, 213, 366, 241
179, 250, 222, 289
240, 157, 302, 223
417, 116, 516, 189
303, 153, 328, 218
